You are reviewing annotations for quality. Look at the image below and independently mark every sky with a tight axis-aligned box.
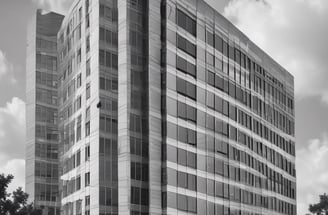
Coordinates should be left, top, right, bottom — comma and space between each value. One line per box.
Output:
0, 0, 327, 214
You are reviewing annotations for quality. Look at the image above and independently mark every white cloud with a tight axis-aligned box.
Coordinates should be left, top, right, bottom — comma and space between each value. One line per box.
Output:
32, 0, 74, 14
296, 135, 328, 214
0, 50, 13, 80
0, 159, 26, 193
0, 97, 26, 164
223, 0, 328, 103
0, 97, 26, 193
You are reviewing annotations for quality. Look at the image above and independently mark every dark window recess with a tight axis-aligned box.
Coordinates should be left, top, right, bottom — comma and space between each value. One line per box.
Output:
215, 34, 223, 52
229, 44, 234, 60
223, 41, 228, 57
177, 9, 196, 36
99, 49, 118, 69
177, 101, 197, 122
176, 77, 196, 100
176, 55, 196, 77
177, 35, 196, 58
206, 30, 214, 47
207, 71, 215, 87
178, 126, 197, 146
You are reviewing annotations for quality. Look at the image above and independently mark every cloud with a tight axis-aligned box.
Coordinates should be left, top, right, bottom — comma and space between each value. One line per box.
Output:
296, 135, 328, 215
0, 97, 26, 193
0, 159, 25, 193
223, 0, 328, 103
0, 97, 26, 164
0, 50, 14, 81
32, 0, 74, 14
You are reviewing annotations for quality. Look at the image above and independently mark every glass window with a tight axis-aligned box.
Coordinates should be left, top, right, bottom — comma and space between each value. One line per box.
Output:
197, 110, 206, 128
167, 122, 177, 139
177, 102, 186, 119
197, 176, 207, 194
167, 168, 177, 186
215, 34, 223, 52
178, 171, 187, 188
85, 172, 90, 186
167, 145, 177, 163
197, 87, 206, 105
188, 174, 196, 191
206, 91, 215, 109
187, 151, 196, 169
177, 194, 187, 211
197, 154, 206, 171
207, 157, 215, 174
207, 71, 215, 86
188, 196, 197, 212
206, 30, 214, 47
215, 181, 224, 198
187, 105, 196, 122
167, 192, 177, 209
177, 35, 196, 57
206, 52, 214, 66
167, 98, 177, 117
178, 126, 188, 143
178, 148, 187, 166
197, 197, 207, 215
177, 9, 196, 36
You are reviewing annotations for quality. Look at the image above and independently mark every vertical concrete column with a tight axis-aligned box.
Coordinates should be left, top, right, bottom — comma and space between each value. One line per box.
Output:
117, 0, 131, 214
148, 0, 163, 214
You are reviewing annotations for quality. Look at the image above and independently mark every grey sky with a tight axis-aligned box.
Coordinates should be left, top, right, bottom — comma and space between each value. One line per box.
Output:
0, 0, 326, 214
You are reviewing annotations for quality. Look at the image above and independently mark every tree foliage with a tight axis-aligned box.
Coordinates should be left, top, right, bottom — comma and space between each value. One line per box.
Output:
0, 174, 42, 215
309, 193, 328, 215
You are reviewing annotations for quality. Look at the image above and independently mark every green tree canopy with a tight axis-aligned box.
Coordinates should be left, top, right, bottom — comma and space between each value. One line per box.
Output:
0, 174, 42, 215
309, 193, 328, 215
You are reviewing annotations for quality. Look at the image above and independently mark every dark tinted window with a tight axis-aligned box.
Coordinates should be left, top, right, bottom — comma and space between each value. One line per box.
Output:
177, 35, 196, 57
177, 9, 196, 36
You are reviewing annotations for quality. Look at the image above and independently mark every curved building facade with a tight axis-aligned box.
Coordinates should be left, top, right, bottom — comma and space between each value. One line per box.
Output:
26, 0, 296, 214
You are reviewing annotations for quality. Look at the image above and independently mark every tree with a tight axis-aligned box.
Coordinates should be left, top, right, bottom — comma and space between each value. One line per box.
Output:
0, 174, 42, 215
309, 193, 328, 215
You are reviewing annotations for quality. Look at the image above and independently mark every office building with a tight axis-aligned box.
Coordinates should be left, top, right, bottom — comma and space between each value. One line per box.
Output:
26, 0, 296, 214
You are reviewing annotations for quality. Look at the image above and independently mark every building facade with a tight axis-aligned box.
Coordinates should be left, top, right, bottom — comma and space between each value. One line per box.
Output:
26, 0, 296, 215
26, 9, 64, 215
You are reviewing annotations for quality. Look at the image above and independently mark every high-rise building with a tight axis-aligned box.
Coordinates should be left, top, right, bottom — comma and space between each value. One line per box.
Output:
26, 9, 64, 215
26, 0, 296, 215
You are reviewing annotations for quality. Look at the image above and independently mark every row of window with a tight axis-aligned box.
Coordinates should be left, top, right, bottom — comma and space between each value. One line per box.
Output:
166, 142, 296, 199
100, 114, 118, 134
175, 76, 295, 156
176, 55, 196, 77
35, 183, 58, 202
99, 158, 118, 183
36, 87, 57, 105
99, 186, 118, 206
177, 34, 196, 58
36, 54, 57, 71
36, 71, 58, 88
165, 191, 296, 215
100, 27, 118, 46
62, 172, 90, 197
62, 150, 81, 174
100, 76, 118, 91
35, 124, 58, 141
35, 161, 58, 179
36, 105, 58, 124
131, 162, 148, 182
99, 49, 118, 69
176, 9, 196, 37
35, 143, 58, 160
166, 168, 294, 210
100, 4, 118, 22
174, 8, 294, 116
175, 7, 294, 113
